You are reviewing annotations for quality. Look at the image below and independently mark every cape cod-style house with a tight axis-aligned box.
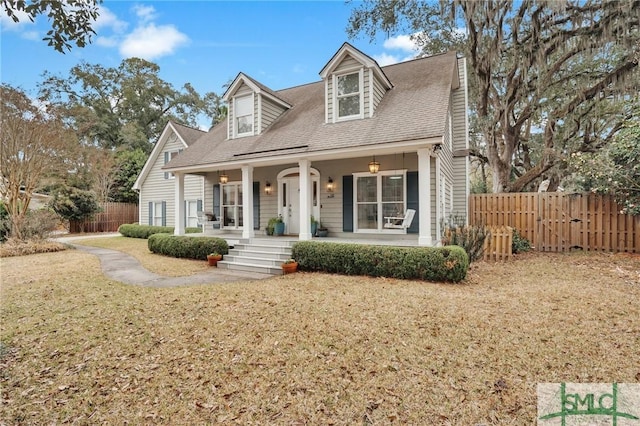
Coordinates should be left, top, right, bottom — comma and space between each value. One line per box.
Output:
134, 43, 469, 250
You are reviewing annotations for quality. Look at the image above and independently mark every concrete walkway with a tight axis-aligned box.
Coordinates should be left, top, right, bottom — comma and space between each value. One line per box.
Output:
55, 234, 273, 288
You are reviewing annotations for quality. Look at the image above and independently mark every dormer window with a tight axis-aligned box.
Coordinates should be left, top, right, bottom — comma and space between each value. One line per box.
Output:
235, 94, 253, 137
337, 72, 361, 118
333, 70, 364, 121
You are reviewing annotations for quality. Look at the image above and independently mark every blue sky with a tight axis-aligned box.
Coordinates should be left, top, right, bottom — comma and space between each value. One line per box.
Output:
1, 1, 421, 100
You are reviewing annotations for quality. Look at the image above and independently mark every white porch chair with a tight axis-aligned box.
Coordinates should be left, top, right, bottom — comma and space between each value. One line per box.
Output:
197, 211, 220, 233
383, 209, 416, 229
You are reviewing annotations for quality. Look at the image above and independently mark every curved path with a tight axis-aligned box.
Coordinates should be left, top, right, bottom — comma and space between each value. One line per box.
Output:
55, 234, 272, 288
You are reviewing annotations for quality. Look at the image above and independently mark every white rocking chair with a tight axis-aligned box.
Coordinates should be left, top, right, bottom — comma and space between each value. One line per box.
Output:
197, 211, 220, 233
383, 209, 416, 229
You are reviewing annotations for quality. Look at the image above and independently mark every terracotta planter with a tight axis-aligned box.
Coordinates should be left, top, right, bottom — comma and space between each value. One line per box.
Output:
281, 261, 298, 274
207, 254, 222, 267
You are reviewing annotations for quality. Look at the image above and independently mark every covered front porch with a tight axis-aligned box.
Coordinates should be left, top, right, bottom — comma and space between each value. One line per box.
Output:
171, 143, 448, 247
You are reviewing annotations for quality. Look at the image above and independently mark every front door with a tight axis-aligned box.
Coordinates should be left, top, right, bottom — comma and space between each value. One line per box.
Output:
283, 178, 300, 234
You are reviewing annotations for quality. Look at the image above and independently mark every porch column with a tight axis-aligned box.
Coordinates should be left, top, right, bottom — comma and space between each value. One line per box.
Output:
298, 159, 312, 240
435, 154, 442, 243
174, 172, 185, 236
417, 148, 433, 246
242, 165, 255, 239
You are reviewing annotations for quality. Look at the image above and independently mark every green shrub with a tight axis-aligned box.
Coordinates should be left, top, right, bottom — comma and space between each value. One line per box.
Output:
147, 234, 229, 260
512, 229, 532, 253
440, 214, 489, 263
118, 224, 202, 239
291, 241, 468, 283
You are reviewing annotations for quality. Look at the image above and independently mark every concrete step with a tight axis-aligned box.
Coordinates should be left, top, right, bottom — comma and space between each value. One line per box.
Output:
233, 243, 293, 254
227, 249, 291, 261
223, 255, 285, 267
218, 260, 283, 275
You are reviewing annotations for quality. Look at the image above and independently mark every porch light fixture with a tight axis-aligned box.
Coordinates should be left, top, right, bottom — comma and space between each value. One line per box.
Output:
219, 171, 228, 184
327, 177, 334, 192
368, 156, 380, 174
265, 181, 272, 195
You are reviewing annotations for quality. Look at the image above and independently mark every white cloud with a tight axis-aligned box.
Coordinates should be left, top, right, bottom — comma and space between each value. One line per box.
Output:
96, 36, 119, 47
93, 6, 128, 34
0, 8, 33, 31
133, 4, 158, 24
21, 30, 39, 40
373, 53, 402, 66
119, 23, 188, 60
383, 34, 420, 52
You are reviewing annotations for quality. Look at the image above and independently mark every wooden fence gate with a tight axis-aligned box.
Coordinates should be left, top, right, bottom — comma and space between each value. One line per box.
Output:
469, 193, 639, 253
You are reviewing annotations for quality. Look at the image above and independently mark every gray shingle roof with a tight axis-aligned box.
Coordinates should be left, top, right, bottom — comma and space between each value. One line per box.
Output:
170, 121, 206, 146
166, 51, 458, 170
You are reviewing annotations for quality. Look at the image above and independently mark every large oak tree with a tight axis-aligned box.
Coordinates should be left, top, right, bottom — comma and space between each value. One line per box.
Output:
349, 0, 640, 192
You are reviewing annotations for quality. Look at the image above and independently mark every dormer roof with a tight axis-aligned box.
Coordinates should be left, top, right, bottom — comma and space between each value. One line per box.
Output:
319, 42, 393, 90
223, 72, 292, 109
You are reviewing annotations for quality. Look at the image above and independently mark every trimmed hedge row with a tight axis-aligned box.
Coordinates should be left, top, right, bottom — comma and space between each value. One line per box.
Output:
291, 241, 469, 283
118, 224, 202, 239
147, 233, 229, 260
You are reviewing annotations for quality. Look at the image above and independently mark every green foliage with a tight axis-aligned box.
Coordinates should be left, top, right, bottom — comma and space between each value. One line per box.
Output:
0, 201, 10, 242
441, 214, 489, 263
147, 234, 229, 260
512, 229, 532, 254
571, 112, 640, 215
49, 186, 101, 224
112, 148, 147, 203
2, 0, 100, 52
39, 58, 221, 154
291, 241, 468, 283
266, 217, 279, 236
118, 224, 201, 239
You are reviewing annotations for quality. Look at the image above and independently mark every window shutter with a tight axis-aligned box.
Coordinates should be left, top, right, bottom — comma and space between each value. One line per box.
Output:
406, 171, 419, 234
213, 184, 220, 228
184, 200, 188, 227
342, 175, 353, 232
253, 181, 260, 230
161, 201, 167, 227
148, 202, 153, 225
164, 152, 169, 179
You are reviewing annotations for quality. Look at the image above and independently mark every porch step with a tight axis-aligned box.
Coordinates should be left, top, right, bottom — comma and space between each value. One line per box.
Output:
218, 238, 293, 276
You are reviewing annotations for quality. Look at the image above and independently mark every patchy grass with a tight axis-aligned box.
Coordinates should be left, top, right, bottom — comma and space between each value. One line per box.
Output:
78, 236, 208, 277
0, 238, 67, 258
1, 250, 639, 424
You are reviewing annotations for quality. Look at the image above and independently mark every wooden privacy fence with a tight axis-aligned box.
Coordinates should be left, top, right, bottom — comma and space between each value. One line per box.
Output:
469, 193, 640, 253
484, 226, 513, 261
69, 202, 138, 233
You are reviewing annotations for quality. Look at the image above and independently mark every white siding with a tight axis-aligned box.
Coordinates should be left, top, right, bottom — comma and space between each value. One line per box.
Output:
372, 75, 386, 112
139, 130, 204, 226
326, 78, 334, 122
452, 57, 469, 221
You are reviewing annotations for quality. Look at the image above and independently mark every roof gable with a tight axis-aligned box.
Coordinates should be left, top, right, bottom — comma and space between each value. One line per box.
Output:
132, 121, 203, 190
319, 42, 392, 90
223, 72, 292, 109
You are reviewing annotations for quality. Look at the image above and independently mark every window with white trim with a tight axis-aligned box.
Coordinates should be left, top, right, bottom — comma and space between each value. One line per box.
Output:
355, 171, 406, 231
336, 72, 361, 119
234, 95, 253, 137
221, 182, 243, 228
164, 149, 182, 179
186, 200, 199, 228
153, 202, 163, 226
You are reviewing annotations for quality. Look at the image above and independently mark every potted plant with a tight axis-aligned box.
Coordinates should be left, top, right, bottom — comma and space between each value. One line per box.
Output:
281, 258, 298, 274
274, 215, 285, 236
266, 217, 278, 236
316, 222, 328, 237
207, 252, 223, 267
310, 215, 318, 236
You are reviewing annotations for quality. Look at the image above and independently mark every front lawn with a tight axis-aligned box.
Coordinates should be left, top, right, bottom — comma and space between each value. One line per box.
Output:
1, 250, 638, 424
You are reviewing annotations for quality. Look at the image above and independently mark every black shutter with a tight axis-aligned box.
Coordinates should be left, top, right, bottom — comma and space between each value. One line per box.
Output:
163, 152, 169, 179
406, 171, 419, 234
213, 184, 220, 228
253, 181, 260, 230
196, 199, 203, 229
148, 202, 153, 225
161, 201, 167, 227
343, 175, 353, 232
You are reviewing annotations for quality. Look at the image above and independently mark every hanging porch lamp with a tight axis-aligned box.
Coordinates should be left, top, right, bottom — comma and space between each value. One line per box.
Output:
219, 171, 229, 184
368, 156, 380, 174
